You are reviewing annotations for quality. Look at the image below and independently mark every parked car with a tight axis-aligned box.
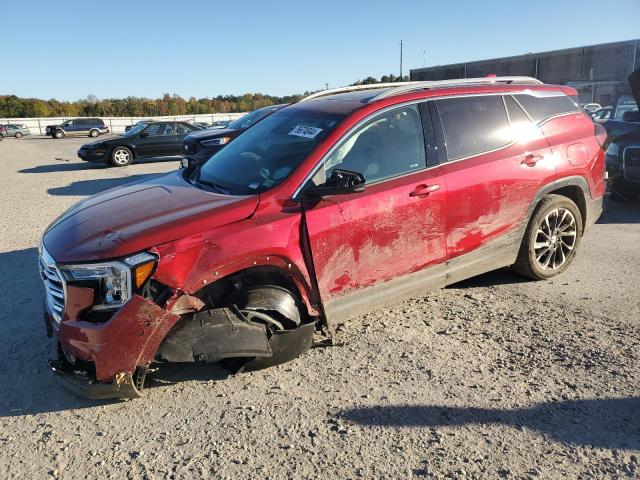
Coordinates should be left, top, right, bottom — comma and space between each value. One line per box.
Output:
180, 104, 287, 168
45, 118, 109, 139
125, 120, 153, 132
603, 94, 640, 141
3, 124, 31, 138
42, 76, 605, 399
0, 125, 6, 141
208, 120, 232, 129
605, 68, 640, 199
590, 107, 613, 124
77, 120, 200, 166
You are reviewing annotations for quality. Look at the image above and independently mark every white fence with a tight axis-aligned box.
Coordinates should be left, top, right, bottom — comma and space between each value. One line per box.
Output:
0, 113, 247, 135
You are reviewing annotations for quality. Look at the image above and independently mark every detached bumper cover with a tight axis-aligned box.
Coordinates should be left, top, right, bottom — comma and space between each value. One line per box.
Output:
55, 295, 179, 381
49, 359, 142, 400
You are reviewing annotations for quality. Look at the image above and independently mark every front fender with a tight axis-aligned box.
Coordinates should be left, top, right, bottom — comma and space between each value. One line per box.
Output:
150, 213, 319, 316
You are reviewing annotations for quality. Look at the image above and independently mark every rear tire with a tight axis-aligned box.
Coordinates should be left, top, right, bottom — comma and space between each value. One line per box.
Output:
89, 129, 99, 138
15, 132, 23, 139
54, 130, 64, 139
111, 146, 133, 167
513, 194, 583, 280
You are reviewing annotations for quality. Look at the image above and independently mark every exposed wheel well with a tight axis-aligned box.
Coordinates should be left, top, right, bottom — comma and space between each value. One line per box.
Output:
547, 185, 587, 231
197, 266, 308, 315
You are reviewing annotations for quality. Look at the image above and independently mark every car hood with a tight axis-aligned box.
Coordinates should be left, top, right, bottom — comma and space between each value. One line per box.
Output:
184, 127, 242, 142
43, 170, 260, 263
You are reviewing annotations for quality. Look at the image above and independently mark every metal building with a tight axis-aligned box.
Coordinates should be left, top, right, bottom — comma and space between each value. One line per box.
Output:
410, 39, 640, 108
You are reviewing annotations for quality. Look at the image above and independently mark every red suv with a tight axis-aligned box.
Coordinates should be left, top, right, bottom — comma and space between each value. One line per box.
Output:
41, 77, 605, 399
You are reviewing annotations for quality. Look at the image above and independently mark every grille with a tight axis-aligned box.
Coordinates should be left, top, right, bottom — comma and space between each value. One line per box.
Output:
623, 147, 640, 181
39, 247, 65, 322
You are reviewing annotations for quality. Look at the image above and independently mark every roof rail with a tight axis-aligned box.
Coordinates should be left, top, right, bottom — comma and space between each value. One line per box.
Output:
371, 76, 544, 100
298, 82, 426, 102
298, 76, 544, 103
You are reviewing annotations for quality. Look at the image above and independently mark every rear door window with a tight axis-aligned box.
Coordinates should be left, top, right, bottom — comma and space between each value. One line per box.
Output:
176, 123, 194, 135
320, 104, 426, 184
514, 94, 580, 123
435, 95, 510, 161
144, 123, 175, 136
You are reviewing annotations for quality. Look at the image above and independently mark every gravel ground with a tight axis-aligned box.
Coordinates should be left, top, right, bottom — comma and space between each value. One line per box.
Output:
0, 135, 639, 480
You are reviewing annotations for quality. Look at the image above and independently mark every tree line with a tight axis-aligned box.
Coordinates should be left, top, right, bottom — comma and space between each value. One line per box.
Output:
0, 75, 410, 118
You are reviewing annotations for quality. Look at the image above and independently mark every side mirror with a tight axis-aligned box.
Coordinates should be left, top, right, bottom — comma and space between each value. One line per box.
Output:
139, 131, 149, 138
303, 169, 365, 199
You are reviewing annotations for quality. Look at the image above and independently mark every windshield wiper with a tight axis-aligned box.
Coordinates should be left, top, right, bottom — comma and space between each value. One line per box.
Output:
193, 175, 235, 195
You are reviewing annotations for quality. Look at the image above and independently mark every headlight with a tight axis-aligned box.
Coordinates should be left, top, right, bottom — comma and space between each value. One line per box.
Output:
60, 252, 156, 310
606, 143, 619, 157
201, 137, 230, 147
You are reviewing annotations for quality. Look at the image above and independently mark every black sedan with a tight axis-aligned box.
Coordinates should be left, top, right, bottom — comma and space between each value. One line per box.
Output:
180, 104, 287, 168
78, 121, 200, 167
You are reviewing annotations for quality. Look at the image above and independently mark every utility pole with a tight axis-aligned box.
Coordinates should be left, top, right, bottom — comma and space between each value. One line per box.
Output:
325, 83, 329, 90
399, 40, 403, 81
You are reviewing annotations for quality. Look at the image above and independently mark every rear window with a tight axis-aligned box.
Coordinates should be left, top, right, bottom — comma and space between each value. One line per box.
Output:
514, 94, 579, 123
435, 95, 510, 161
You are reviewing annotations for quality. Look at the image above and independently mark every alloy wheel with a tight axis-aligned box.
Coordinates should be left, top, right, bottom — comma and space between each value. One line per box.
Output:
113, 149, 130, 165
533, 208, 577, 270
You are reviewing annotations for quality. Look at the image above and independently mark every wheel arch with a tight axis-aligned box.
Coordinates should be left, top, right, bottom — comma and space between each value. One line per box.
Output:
152, 250, 321, 320
529, 176, 591, 233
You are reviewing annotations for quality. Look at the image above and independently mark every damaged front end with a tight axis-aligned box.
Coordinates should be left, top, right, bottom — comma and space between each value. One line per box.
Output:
44, 252, 315, 400
156, 305, 316, 370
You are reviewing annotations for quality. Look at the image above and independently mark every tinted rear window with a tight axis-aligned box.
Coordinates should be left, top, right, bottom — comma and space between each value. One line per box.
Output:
435, 95, 510, 161
514, 94, 579, 123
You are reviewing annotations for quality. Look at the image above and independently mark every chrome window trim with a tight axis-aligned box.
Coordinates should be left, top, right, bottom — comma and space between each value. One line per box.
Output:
292, 90, 569, 199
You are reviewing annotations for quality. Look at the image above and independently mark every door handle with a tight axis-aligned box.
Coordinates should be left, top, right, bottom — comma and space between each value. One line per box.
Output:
409, 184, 440, 197
521, 153, 543, 167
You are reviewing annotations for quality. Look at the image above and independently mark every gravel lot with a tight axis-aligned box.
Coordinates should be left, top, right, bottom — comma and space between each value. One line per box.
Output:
0, 135, 639, 480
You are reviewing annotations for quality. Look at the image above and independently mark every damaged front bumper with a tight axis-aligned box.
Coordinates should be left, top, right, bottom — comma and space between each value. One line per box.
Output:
47, 293, 316, 400
48, 358, 142, 400
46, 294, 180, 399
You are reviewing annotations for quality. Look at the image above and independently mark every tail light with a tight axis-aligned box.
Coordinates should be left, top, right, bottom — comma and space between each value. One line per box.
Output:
594, 123, 607, 149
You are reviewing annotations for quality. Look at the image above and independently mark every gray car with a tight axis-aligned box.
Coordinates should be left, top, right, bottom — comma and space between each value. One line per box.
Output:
4, 124, 31, 138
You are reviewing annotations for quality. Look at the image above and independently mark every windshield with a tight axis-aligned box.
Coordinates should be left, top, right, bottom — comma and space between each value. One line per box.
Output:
123, 122, 149, 136
614, 95, 639, 120
227, 107, 277, 130
193, 107, 345, 195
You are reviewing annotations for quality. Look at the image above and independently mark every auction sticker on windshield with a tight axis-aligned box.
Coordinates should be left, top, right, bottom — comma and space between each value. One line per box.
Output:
289, 125, 323, 139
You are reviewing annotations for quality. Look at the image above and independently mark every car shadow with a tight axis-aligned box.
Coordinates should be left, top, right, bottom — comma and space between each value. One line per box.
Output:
46, 174, 162, 196
18, 162, 109, 174
446, 268, 534, 289
339, 398, 640, 450
597, 195, 640, 224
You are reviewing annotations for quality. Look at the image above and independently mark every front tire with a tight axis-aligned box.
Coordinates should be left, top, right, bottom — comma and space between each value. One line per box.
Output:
223, 286, 313, 370
111, 146, 133, 167
89, 129, 99, 138
513, 194, 583, 280
54, 130, 64, 139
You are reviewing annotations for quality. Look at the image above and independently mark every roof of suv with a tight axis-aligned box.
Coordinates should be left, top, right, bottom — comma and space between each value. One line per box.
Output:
293, 77, 573, 117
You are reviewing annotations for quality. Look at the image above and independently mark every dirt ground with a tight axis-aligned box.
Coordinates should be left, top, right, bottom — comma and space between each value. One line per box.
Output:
0, 135, 639, 480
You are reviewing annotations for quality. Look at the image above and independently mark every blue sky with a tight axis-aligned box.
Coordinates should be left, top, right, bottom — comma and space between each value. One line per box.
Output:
1, 0, 639, 101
